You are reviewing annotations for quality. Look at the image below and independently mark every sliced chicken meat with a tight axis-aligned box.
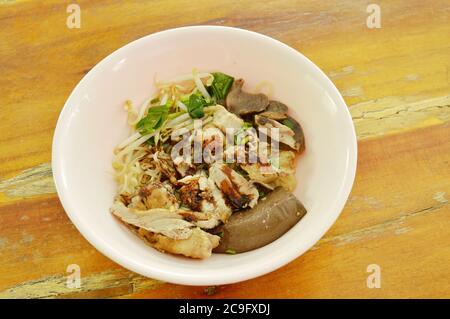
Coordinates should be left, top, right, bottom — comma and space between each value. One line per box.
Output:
177, 171, 232, 228
111, 201, 194, 240
177, 173, 207, 212
153, 150, 178, 183
111, 201, 220, 259
241, 150, 297, 192
255, 115, 299, 151
209, 163, 259, 209
212, 104, 244, 133
129, 182, 179, 211
202, 127, 225, 164
172, 154, 197, 178
138, 227, 220, 259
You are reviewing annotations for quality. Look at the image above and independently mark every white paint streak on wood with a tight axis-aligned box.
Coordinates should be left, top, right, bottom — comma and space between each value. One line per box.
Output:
394, 227, 413, 235
433, 192, 448, 204
312, 202, 448, 250
405, 74, 420, 81
348, 195, 384, 210
350, 94, 450, 139
327, 65, 354, 79
341, 86, 364, 97
0, 269, 162, 299
0, 163, 55, 198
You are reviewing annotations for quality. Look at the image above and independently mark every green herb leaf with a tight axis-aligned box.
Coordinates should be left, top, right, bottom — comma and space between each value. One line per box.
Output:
136, 115, 160, 134
187, 94, 206, 119
211, 72, 234, 102
217, 231, 224, 238
147, 105, 168, 115
156, 109, 168, 128
136, 105, 169, 134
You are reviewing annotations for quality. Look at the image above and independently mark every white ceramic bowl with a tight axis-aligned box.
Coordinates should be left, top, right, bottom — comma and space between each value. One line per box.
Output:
52, 26, 357, 286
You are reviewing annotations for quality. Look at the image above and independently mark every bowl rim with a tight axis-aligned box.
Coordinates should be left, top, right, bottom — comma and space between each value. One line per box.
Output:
52, 25, 357, 285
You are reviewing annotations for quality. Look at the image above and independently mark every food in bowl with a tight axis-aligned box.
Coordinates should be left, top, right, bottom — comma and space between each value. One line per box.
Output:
110, 69, 307, 259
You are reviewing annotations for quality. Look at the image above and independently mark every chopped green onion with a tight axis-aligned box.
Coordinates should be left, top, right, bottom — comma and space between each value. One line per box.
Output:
225, 249, 236, 255
217, 231, 224, 238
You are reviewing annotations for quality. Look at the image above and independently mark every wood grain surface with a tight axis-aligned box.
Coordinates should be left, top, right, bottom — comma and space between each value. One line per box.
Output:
0, 0, 449, 298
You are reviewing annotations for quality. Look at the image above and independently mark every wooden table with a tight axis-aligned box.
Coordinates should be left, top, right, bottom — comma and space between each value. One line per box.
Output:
0, 0, 449, 299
